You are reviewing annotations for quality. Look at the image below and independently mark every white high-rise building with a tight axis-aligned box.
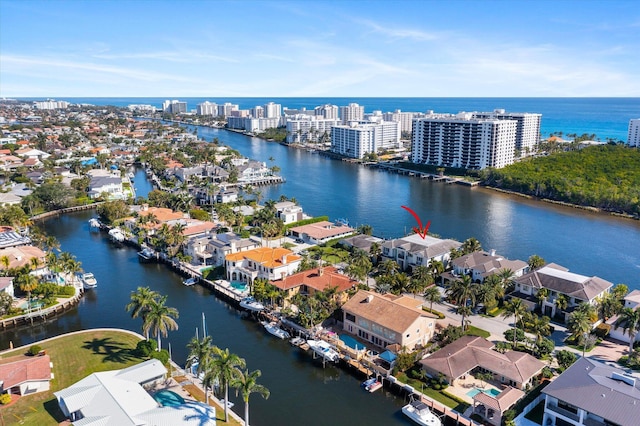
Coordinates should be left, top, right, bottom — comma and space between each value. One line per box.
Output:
382, 110, 426, 135
264, 102, 281, 118
472, 109, 541, 154
411, 113, 517, 169
197, 101, 218, 116
314, 104, 339, 120
34, 100, 69, 110
162, 100, 187, 114
251, 106, 264, 118
340, 103, 365, 124
628, 119, 640, 148
285, 116, 339, 143
217, 103, 239, 117
331, 121, 401, 159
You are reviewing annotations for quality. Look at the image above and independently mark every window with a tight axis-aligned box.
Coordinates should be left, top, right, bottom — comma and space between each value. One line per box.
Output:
346, 313, 356, 323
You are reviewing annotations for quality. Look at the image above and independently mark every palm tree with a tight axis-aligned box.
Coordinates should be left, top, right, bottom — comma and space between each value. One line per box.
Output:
461, 237, 482, 254
614, 308, 640, 355
142, 295, 179, 350
555, 294, 569, 314
446, 274, 477, 309
186, 335, 214, 401
530, 315, 552, 344
16, 273, 39, 306
501, 298, 527, 347
536, 288, 549, 310
428, 259, 445, 282
369, 242, 381, 265
126, 286, 160, 338
410, 266, 433, 298
456, 305, 473, 331
234, 369, 270, 426
423, 285, 441, 312
496, 268, 516, 293
568, 310, 592, 342
527, 254, 545, 271
0, 255, 10, 275
210, 346, 246, 423
392, 272, 410, 295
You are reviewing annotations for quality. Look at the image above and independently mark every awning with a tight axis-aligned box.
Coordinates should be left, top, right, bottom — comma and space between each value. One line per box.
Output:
379, 350, 397, 363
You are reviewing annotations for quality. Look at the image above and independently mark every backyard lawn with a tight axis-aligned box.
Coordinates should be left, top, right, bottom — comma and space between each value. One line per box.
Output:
0, 329, 145, 425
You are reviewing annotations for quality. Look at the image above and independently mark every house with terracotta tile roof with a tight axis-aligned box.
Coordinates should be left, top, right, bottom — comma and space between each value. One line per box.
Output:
270, 266, 358, 305
288, 221, 355, 244
0, 354, 52, 396
0, 277, 14, 298
342, 289, 437, 350
225, 247, 302, 283
472, 386, 525, 426
0, 245, 46, 271
419, 335, 545, 390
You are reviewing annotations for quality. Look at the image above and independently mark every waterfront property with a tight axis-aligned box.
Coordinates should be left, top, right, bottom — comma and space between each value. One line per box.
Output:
608, 289, 640, 344
471, 386, 524, 426
288, 220, 356, 244
341, 289, 437, 350
510, 263, 613, 319
419, 336, 545, 390
270, 265, 358, 306
0, 276, 14, 298
54, 358, 217, 425
225, 246, 301, 283
381, 233, 461, 273
0, 353, 52, 396
443, 250, 528, 284
542, 357, 640, 426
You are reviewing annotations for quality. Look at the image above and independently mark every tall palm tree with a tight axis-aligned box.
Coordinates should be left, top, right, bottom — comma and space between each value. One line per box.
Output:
614, 308, 640, 355
142, 295, 179, 350
456, 305, 473, 331
555, 294, 569, 314
16, 273, 39, 306
446, 274, 478, 309
501, 298, 527, 346
210, 346, 246, 423
428, 259, 445, 283
410, 265, 433, 298
461, 237, 482, 254
527, 254, 545, 271
423, 285, 441, 312
496, 268, 516, 293
125, 286, 160, 338
0, 255, 10, 275
234, 369, 270, 426
186, 335, 214, 401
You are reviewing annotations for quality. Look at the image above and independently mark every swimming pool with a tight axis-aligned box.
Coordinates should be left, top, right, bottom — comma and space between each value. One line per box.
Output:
339, 334, 365, 351
19, 300, 44, 310
466, 388, 501, 398
231, 281, 249, 292
153, 389, 185, 407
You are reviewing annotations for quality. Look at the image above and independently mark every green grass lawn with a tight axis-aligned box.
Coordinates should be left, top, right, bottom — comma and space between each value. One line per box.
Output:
466, 325, 491, 339
0, 330, 145, 426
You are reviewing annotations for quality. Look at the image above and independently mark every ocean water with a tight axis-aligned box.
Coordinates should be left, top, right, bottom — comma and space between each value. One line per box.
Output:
16, 97, 640, 142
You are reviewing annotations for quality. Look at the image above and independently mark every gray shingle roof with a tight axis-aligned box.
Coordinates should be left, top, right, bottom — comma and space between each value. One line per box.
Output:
543, 357, 640, 426
515, 264, 612, 302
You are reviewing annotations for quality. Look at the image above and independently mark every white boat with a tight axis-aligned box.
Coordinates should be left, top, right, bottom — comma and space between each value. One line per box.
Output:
307, 339, 340, 362
261, 321, 290, 339
183, 277, 198, 286
239, 297, 265, 312
88, 218, 101, 229
137, 247, 156, 261
128, 172, 135, 180
362, 377, 383, 392
290, 336, 305, 346
401, 399, 442, 426
77, 272, 98, 289
108, 228, 125, 242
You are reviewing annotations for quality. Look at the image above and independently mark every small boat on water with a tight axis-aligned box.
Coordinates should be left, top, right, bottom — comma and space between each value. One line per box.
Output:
401, 399, 441, 426
108, 228, 125, 243
290, 336, 305, 347
307, 339, 340, 362
88, 218, 101, 229
128, 172, 135, 180
183, 277, 198, 286
261, 321, 290, 339
239, 297, 265, 312
137, 247, 156, 262
362, 377, 383, 393
77, 272, 98, 289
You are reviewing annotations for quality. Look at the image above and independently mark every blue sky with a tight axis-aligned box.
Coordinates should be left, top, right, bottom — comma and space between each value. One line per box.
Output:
1, 0, 639, 97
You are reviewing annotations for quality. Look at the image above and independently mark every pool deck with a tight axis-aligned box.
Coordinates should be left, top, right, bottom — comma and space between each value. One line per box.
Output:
445, 374, 502, 404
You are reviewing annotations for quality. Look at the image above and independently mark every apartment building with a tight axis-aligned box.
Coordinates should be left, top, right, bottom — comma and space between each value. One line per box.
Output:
340, 103, 365, 124
628, 118, 640, 147
331, 121, 401, 159
162, 100, 187, 114
314, 104, 339, 120
197, 101, 218, 116
285, 115, 338, 143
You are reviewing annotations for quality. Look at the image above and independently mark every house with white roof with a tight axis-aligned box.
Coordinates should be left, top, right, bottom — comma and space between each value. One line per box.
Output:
54, 359, 216, 426
87, 175, 125, 200
381, 233, 462, 272
274, 201, 306, 224
607, 290, 640, 344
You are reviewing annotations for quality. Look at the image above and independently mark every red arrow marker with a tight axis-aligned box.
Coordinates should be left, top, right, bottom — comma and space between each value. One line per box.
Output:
401, 205, 431, 239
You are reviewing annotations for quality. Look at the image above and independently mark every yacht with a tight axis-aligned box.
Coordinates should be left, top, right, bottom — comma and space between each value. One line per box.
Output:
77, 272, 98, 290
401, 399, 442, 426
239, 297, 265, 312
183, 277, 198, 286
306, 339, 340, 362
261, 321, 290, 339
108, 228, 125, 243
137, 247, 156, 262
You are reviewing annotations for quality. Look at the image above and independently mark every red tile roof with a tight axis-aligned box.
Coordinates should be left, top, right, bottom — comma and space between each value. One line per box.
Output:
271, 266, 357, 292
0, 354, 51, 388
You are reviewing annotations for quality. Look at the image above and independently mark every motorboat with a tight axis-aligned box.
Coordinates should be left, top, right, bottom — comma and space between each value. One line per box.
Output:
108, 228, 125, 242
362, 377, 383, 393
306, 339, 340, 362
289, 336, 305, 346
137, 247, 156, 262
128, 172, 135, 180
183, 277, 198, 286
261, 321, 290, 339
77, 272, 98, 289
239, 296, 265, 312
88, 218, 101, 229
401, 399, 442, 426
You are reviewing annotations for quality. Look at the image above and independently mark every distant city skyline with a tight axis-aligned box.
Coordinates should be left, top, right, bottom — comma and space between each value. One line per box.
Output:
1, 0, 639, 97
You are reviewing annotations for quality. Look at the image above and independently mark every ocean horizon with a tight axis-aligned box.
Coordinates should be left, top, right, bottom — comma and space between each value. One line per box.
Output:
12, 96, 640, 141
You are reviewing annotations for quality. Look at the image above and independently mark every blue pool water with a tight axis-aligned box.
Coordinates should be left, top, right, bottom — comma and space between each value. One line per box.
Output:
19, 300, 44, 310
231, 281, 248, 291
466, 388, 501, 398
153, 390, 185, 407
339, 334, 365, 351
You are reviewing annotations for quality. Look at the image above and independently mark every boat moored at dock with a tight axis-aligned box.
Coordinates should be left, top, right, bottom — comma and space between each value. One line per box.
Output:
261, 321, 290, 339
183, 277, 198, 286
77, 272, 98, 290
108, 228, 125, 243
401, 399, 442, 426
362, 377, 383, 393
307, 339, 340, 362
239, 296, 265, 312
137, 247, 156, 262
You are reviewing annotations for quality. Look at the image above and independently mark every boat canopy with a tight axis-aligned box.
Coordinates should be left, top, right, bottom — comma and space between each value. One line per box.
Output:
379, 350, 397, 363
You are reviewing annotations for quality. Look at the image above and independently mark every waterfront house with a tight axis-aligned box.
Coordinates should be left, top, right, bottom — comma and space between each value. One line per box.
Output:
0, 227, 31, 249
270, 265, 358, 306
225, 247, 301, 283
216, 188, 238, 203
510, 263, 612, 319
288, 220, 356, 244
341, 289, 437, 350
340, 234, 384, 253
381, 233, 462, 273
607, 289, 640, 344
0, 276, 14, 298
542, 357, 640, 426
236, 160, 274, 184
419, 335, 545, 390
0, 245, 46, 272
184, 231, 257, 266
274, 201, 306, 224
442, 250, 528, 284
0, 354, 52, 396
54, 359, 216, 426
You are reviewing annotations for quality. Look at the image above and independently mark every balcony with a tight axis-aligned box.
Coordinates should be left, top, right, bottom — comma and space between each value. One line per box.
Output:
546, 403, 580, 422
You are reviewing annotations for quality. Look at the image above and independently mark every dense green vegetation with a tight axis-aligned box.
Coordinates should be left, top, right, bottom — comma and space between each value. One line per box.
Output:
482, 145, 640, 216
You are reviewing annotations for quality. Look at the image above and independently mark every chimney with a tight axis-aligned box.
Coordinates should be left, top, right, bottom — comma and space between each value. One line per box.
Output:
366, 295, 373, 303
490, 249, 496, 257
282, 254, 288, 265
318, 267, 324, 276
